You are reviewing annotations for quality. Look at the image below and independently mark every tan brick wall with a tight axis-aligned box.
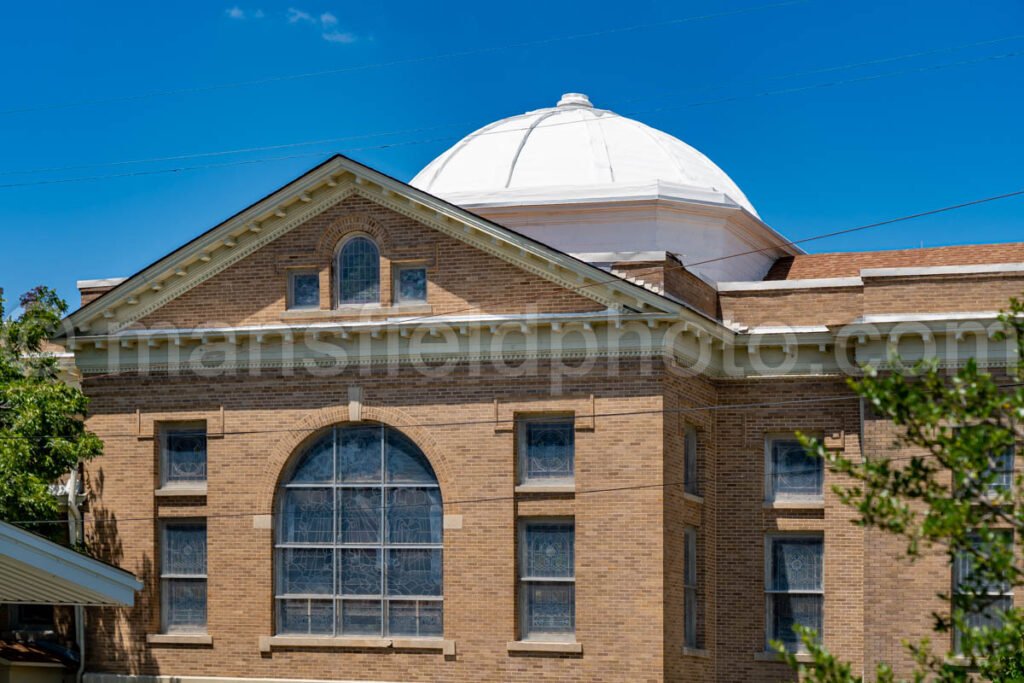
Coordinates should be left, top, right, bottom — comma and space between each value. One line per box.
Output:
862, 274, 1024, 315
82, 361, 673, 683
136, 195, 603, 329
720, 288, 863, 327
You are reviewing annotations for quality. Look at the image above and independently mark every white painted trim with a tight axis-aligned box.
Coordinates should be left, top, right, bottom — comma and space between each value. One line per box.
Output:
717, 277, 863, 292
76, 278, 127, 289
0, 520, 141, 606
741, 325, 831, 335
571, 250, 667, 263
856, 311, 1002, 324
860, 262, 1024, 278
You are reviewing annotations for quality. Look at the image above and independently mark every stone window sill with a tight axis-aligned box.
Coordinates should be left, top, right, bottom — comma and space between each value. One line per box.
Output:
259, 635, 454, 655
682, 492, 704, 504
682, 646, 709, 658
154, 485, 207, 498
754, 650, 812, 663
763, 500, 824, 510
514, 484, 575, 494
147, 633, 212, 646
280, 304, 432, 321
507, 641, 582, 655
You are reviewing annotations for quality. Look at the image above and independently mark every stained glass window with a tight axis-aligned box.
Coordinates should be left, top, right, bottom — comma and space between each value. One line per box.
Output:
161, 522, 207, 633
338, 237, 380, 305
519, 418, 574, 484
289, 271, 320, 309
766, 536, 823, 652
275, 424, 443, 637
684, 527, 698, 648
395, 266, 427, 303
520, 520, 575, 640
767, 436, 822, 501
161, 426, 207, 486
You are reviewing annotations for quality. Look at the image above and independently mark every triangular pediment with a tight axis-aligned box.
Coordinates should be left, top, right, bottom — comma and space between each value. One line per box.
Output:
64, 155, 689, 336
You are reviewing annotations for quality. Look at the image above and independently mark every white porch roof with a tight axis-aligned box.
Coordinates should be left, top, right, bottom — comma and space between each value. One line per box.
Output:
0, 521, 141, 606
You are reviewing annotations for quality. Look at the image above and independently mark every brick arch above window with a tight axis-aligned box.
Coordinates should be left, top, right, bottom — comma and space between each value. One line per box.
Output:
255, 404, 458, 514
314, 213, 391, 264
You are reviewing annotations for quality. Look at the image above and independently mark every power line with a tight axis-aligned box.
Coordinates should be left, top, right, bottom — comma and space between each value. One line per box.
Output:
2, 47, 1022, 190
0, 0, 811, 117
6, 32, 1021, 179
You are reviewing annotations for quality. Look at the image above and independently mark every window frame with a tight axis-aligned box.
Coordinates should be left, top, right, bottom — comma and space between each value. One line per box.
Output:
518, 517, 576, 642
765, 433, 823, 503
764, 533, 824, 653
159, 422, 208, 489
952, 532, 1015, 653
273, 424, 444, 639
336, 235, 381, 306
287, 269, 321, 310
160, 519, 208, 634
392, 264, 428, 304
516, 415, 576, 487
684, 425, 699, 496
683, 526, 698, 649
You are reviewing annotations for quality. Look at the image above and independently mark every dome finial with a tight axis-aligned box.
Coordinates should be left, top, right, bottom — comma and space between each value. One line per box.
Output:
557, 93, 592, 108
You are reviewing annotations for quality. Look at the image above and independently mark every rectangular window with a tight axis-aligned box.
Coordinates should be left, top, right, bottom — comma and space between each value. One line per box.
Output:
520, 520, 575, 641
160, 425, 207, 487
991, 445, 1015, 491
766, 535, 823, 652
289, 271, 320, 309
518, 417, 575, 485
684, 425, 699, 496
394, 266, 427, 303
683, 526, 699, 649
161, 521, 207, 633
766, 435, 822, 502
953, 533, 1014, 653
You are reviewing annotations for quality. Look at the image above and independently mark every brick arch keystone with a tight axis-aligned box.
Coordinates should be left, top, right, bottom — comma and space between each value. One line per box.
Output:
314, 213, 391, 263
256, 405, 459, 514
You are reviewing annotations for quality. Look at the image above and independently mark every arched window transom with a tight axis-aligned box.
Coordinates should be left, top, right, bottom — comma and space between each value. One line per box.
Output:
337, 236, 380, 305
275, 424, 442, 637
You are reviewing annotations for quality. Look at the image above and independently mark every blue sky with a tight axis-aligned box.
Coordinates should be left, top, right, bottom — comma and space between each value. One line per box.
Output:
1, 0, 1022, 308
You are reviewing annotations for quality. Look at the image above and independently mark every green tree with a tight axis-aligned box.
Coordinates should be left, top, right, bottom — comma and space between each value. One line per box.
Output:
774, 298, 1024, 682
0, 286, 102, 536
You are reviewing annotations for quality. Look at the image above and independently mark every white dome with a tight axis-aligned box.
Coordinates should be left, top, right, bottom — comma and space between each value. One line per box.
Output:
411, 93, 758, 217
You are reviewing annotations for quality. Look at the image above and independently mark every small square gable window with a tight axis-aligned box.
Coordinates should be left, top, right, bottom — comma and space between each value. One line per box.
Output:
289, 271, 320, 310
395, 266, 427, 303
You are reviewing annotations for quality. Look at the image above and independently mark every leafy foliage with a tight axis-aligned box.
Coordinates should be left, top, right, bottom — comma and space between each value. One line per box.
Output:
0, 287, 102, 533
774, 297, 1024, 682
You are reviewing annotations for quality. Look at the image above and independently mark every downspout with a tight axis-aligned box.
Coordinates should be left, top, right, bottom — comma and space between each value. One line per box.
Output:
67, 463, 86, 683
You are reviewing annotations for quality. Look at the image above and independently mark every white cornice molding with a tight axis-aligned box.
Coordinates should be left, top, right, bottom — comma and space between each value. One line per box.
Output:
65, 156, 710, 338
860, 262, 1024, 278
717, 277, 863, 292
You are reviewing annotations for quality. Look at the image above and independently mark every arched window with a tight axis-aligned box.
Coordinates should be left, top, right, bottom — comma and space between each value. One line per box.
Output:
337, 236, 380, 305
275, 424, 443, 637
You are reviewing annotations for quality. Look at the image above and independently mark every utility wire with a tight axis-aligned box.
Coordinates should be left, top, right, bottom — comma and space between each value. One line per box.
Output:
0, 0, 811, 117
2, 47, 1022, 190
5, 32, 1022, 179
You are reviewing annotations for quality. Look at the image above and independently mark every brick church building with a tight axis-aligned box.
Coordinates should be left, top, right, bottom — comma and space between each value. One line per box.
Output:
55, 93, 1022, 682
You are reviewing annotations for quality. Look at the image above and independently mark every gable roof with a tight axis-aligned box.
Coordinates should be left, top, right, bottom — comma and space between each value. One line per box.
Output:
62, 154, 715, 338
766, 242, 1024, 280
0, 520, 141, 606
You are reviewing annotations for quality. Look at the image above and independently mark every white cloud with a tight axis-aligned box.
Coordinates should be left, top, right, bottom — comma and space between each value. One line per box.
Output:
322, 30, 356, 43
287, 7, 314, 23
320, 12, 337, 26
225, 6, 263, 20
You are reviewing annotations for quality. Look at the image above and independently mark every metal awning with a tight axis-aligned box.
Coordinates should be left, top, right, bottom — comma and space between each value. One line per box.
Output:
0, 520, 141, 606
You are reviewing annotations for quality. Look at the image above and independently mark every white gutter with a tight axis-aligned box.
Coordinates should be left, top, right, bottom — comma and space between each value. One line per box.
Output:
717, 277, 863, 292
860, 262, 1024, 278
